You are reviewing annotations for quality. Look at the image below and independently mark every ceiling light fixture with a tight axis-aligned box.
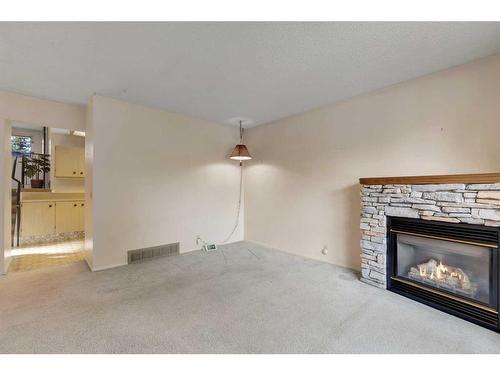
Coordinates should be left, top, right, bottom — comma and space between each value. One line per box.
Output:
229, 120, 252, 163
71, 130, 86, 137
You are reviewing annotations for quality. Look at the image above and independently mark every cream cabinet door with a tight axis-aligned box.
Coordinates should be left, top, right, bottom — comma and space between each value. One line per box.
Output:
77, 148, 85, 177
21, 202, 56, 236
77, 202, 85, 231
55, 146, 83, 178
55, 201, 81, 233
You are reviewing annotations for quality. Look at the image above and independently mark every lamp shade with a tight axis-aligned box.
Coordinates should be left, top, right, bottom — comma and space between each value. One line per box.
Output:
229, 144, 252, 161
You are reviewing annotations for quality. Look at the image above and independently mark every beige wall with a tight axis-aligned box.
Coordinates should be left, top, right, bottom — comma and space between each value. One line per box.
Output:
244, 55, 500, 270
50, 132, 85, 192
0, 91, 86, 131
89, 96, 243, 270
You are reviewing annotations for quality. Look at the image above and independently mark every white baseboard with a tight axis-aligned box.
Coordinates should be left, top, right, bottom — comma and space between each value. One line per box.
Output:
91, 262, 128, 272
3, 255, 12, 274
83, 255, 93, 271
243, 239, 278, 249
243, 239, 359, 272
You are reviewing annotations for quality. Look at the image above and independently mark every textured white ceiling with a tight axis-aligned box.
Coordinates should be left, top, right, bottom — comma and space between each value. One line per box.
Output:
1, 22, 500, 127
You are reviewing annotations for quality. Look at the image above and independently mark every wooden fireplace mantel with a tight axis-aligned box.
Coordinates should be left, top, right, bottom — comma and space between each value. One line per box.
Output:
359, 173, 500, 185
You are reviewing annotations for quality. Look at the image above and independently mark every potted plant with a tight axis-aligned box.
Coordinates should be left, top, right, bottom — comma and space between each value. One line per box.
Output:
24, 154, 50, 189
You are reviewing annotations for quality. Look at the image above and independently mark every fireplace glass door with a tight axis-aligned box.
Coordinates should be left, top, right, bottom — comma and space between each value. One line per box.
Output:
396, 233, 492, 305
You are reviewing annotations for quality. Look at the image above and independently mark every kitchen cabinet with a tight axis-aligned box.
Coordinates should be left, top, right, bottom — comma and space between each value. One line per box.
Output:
20, 194, 85, 237
55, 201, 84, 233
77, 149, 85, 178
77, 202, 85, 231
54, 146, 85, 178
20, 201, 56, 236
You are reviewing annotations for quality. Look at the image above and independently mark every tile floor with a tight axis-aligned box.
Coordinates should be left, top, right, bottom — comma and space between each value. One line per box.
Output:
8, 240, 85, 272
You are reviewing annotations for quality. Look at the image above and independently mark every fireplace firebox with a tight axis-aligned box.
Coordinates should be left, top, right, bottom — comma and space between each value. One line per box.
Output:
387, 216, 500, 331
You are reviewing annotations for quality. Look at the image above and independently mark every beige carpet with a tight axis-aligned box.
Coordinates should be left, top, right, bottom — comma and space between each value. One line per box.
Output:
1, 241, 500, 353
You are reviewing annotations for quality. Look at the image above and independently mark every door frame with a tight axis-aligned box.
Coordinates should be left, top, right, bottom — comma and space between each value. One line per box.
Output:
0, 119, 12, 273
1, 118, 88, 275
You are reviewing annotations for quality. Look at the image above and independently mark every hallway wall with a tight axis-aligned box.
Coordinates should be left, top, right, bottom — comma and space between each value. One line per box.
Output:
87, 96, 243, 270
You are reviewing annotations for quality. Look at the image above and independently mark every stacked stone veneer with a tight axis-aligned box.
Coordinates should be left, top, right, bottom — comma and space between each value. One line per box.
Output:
360, 182, 500, 288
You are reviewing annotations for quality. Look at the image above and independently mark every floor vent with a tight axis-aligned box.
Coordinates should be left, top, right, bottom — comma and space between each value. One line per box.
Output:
128, 242, 180, 264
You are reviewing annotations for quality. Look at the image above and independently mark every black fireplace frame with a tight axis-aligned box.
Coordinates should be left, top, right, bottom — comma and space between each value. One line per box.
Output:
386, 216, 500, 332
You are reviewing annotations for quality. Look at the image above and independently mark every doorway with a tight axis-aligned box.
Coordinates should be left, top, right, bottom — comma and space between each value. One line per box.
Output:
9, 122, 86, 272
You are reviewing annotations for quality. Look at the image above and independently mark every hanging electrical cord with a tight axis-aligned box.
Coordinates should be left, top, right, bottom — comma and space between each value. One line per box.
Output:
221, 119, 250, 243
220, 163, 243, 244
198, 119, 251, 249
196, 161, 243, 248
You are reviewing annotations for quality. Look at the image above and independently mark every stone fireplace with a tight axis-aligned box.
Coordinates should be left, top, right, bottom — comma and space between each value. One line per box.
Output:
359, 174, 500, 331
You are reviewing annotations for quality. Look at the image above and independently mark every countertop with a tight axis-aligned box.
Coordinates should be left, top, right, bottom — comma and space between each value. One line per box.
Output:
21, 192, 85, 203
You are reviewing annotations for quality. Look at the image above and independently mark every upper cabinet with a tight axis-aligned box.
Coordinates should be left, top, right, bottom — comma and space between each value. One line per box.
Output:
77, 148, 85, 178
54, 146, 85, 178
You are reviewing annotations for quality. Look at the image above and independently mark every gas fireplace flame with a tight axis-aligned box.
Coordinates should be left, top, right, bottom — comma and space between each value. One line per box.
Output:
436, 261, 448, 279
418, 265, 426, 277
409, 259, 476, 297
